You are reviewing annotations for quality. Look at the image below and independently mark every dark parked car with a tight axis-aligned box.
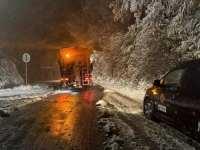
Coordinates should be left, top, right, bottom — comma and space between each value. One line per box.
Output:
143, 59, 200, 139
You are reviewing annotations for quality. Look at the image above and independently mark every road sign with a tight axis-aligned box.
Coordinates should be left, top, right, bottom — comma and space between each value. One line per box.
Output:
22, 53, 30, 85
22, 53, 30, 62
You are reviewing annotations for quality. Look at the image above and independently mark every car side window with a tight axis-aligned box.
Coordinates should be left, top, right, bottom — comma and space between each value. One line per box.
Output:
184, 68, 200, 99
162, 68, 185, 91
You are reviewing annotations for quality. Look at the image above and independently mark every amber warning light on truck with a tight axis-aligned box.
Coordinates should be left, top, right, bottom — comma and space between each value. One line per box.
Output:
60, 78, 69, 81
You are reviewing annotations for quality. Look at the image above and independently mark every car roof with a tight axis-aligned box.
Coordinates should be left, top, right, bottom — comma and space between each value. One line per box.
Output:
157, 59, 200, 80
176, 59, 200, 68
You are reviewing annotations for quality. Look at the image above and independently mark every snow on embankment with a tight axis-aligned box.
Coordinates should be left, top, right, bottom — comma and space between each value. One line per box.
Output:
0, 56, 24, 88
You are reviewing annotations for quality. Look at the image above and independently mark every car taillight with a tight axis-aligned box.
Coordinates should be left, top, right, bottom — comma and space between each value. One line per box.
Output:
61, 78, 64, 81
88, 75, 92, 80
65, 78, 69, 81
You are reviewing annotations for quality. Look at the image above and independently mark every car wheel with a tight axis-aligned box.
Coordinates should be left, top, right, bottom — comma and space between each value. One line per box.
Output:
144, 98, 156, 120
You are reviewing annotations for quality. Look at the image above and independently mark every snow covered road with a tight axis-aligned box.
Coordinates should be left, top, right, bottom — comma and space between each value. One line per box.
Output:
0, 85, 105, 150
0, 84, 200, 149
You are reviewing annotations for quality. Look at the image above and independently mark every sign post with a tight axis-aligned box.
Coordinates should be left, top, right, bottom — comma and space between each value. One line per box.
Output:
22, 53, 31, 85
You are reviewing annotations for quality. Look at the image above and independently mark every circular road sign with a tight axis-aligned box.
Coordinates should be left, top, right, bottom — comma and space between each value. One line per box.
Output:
22, 53, 31, 62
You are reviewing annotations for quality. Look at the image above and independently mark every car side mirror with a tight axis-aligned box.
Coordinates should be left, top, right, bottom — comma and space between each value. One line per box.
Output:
153, 79, 161, 87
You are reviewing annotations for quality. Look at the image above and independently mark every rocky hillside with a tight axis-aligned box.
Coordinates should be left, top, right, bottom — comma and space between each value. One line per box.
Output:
0, 50, 24, 88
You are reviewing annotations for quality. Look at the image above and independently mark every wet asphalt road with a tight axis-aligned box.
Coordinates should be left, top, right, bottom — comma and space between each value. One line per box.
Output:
0, 86, 105, 150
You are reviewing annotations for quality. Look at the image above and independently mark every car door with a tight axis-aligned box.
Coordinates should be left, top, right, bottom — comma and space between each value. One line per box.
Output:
155, 68, 186, 125
175, 66, 200, 133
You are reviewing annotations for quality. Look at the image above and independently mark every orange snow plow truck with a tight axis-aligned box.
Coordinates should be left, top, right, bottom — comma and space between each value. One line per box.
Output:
59, 47, 92, 89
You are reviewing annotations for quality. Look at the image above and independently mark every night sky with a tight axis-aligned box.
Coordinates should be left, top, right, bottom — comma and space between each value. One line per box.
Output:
0, 0, 82, 50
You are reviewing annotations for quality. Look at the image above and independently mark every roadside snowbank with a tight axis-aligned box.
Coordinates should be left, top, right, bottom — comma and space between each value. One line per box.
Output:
94, 82, 146, 104
0, 85, 54, 117
0, 85, 54, 100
